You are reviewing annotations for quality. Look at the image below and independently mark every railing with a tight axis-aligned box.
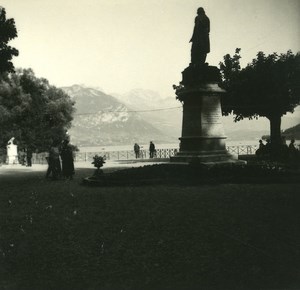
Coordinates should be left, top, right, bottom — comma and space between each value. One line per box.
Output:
29, 145, 258, 164
226, 145, 258, 156
73, 148, 179, 162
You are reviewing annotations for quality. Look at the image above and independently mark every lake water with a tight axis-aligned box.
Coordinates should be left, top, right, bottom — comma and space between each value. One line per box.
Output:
30, 138, 299, 164
77, 139, 300, 153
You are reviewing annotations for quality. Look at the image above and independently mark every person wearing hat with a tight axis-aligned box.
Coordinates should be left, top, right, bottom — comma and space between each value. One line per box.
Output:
149, 141, 156, 158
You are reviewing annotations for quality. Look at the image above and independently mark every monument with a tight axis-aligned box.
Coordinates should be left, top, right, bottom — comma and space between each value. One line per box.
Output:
7, 137, 18, 164
171, 8, 245, 166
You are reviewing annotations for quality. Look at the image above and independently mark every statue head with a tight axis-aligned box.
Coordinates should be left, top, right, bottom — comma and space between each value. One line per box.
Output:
197, 7, 205, 15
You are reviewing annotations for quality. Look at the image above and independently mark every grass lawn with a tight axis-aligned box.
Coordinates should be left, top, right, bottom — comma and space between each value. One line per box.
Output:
0, 166, 300, 289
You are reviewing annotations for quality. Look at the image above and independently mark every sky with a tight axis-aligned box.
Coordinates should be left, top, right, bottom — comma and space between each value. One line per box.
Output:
1, 0, 300, 130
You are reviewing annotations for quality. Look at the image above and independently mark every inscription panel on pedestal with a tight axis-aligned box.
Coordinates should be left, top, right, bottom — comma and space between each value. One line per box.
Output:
200, 96, 225, 137
201, 112, 222, 124
201, 96, 222, 124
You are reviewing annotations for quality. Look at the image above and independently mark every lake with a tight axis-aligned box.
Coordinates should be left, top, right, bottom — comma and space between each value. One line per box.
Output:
77, 138, 299, 153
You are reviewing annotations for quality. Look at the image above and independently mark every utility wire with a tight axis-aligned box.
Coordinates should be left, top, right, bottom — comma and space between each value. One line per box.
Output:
73, 106, 182, 116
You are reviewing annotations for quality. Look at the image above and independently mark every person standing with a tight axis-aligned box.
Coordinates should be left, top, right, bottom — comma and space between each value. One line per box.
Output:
18, 148, 26, 165
288, 139, 297, 152
190, 7, 210, 65
46, 141, 61, 180
255, 139, 265, 158
134, 143, 140, 159
264, 139, 271, 158
149, 141, 155, 158
60, 139, 75, 180
26, 147, 33, 167
288, 139, 299, 169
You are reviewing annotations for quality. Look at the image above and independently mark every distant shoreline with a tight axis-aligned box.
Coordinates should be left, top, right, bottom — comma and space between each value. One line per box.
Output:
77, 139, 300, 153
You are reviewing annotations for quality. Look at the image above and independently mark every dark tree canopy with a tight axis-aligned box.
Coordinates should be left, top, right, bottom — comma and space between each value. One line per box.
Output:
0, 7, 18, 75
0, 69, 75, 151
0, 7, 75, 152
219, 49, 300, 146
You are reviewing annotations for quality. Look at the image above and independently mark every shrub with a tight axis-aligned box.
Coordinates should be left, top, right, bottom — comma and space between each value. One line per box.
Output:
91, 155, 105, 170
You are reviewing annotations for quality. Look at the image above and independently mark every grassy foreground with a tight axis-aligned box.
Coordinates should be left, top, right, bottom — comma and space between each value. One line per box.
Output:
0, 166, 300, 289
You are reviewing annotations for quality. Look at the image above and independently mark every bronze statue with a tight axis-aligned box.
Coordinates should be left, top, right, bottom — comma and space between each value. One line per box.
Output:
190, 7, 210, 65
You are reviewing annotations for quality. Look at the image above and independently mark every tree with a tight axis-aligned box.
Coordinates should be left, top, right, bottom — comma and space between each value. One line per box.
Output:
219, 49, 300, 151
0, 69, 75, 151
0, 7, 18, 76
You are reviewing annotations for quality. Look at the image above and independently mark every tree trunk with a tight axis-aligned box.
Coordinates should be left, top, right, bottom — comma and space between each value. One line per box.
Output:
268, 114, 282, 159
269, 114, 282, 145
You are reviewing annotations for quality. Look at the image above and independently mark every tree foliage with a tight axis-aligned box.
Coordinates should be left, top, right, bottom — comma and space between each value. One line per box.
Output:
0, 69, 75, 151
0, 7, 75, 152
219, 49, 300, 145
0, 7, 18, 75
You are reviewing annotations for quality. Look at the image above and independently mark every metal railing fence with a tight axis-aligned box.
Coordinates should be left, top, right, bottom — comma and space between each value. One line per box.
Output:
29, 145, 258, 164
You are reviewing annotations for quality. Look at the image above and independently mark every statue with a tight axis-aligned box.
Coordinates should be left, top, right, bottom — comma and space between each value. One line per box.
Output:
190, 7, 210, 65
7, 137, 18, 164
172, 7, 245, 168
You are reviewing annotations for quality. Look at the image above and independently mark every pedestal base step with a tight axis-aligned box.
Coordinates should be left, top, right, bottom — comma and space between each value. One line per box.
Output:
170, 153, 246, 168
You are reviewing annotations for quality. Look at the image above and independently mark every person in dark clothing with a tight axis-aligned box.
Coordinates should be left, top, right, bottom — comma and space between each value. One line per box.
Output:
0, 147, 6, 165
288, 139, 297, 152
288, 139, 299, 169
134, 143, 140, 159
149, 141, 155, 158
280, 136, 289, 161
264, 139, 271, 158
18, 149, 26, 165
255, 139, 265, 158
26, 147, 33, 167
45, 155, 52, 178
46, 141, 61, 179
60, 139, 75, 180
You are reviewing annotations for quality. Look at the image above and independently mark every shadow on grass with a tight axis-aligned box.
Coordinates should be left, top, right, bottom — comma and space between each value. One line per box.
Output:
83, 161, 300, 186
1, 162, 300, 289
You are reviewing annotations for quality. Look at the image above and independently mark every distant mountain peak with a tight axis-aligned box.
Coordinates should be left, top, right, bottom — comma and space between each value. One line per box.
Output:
61, 85, 175, 146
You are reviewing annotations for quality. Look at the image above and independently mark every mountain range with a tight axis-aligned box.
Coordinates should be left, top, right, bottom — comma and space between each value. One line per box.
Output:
62, 85, 299, 147
62, 85, 177, 147
113, 88, 182, 138
282, 124, 300, 139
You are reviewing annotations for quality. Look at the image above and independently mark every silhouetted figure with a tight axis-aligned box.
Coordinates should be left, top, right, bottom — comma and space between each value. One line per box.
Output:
0, 147, 6, 165
190, 7, 210, 65
26, 147, 33, 167
60, 139, 75, 180
46, 141, 61, 179
134, 143, 140, 159
149, 141, 155, 158
288, 139, 297, 152
255, 139, 265, 158
280, 136, 289, 161
18, 149, 26, 165
288, 139, 299, 169
264, 139, 271, 158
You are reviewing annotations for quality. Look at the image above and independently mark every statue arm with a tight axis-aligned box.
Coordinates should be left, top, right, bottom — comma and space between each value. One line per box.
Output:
207, 17, 210, 34
189, 16, 198, 42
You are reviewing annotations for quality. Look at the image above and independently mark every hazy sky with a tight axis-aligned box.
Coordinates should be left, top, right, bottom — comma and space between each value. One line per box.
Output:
2, 0, 300, 99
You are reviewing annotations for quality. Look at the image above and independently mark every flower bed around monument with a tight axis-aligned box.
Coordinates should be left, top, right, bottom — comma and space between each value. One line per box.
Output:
82, 160, 300, 186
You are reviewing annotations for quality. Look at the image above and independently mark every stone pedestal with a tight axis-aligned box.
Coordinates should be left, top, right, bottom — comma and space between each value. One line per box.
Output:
7, 138, 18, 165
171, 64, 245, 166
